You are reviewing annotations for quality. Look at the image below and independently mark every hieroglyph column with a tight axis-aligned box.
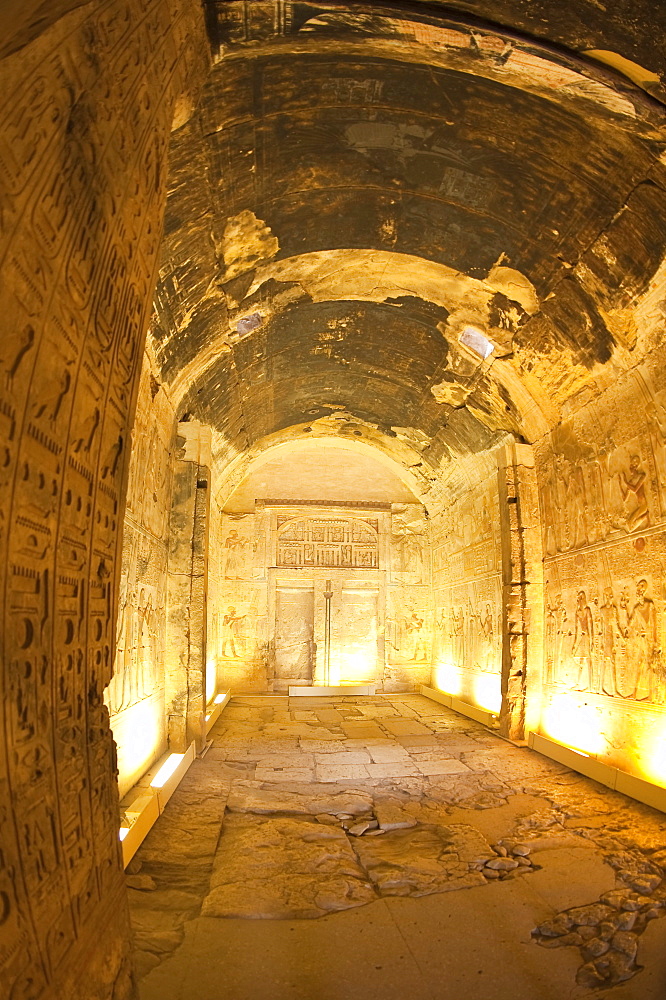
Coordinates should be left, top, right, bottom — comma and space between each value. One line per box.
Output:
165, 420, 211, 753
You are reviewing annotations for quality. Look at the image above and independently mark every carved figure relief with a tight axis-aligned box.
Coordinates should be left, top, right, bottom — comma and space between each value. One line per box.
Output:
224, 529, 249, 579
544, 573, 664, 703
391, 505, 426, 582
573, 590, 594, 691
618, 455, 650, 533
220, 513, 254, 580
221, 605, 247, 658
274, 587, 315, 683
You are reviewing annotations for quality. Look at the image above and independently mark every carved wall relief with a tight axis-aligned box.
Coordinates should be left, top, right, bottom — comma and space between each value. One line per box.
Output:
331, 587, 380, 685
210, 501, 430, 692
221, 513, 254, 579
274, 586, 315, 687
105, 351, 175, 797
277, 515, 379, 569
430, 463, 503, 711
390, 503, 426, 583
536, 355, 666, 773
0, 3, 207, 996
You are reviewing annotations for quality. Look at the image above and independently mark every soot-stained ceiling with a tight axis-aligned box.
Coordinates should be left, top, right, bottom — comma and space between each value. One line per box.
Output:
149, 1, 666, 469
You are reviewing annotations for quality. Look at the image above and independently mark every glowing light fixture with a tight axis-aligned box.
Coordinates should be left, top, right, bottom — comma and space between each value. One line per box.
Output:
214, 692, 226, 704
150, 753, 185, 789
119, 827, 130, 841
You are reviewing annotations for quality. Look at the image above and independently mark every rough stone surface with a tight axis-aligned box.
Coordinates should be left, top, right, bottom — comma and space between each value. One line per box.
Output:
4, 2, 666, 997
128, 695, 666, 997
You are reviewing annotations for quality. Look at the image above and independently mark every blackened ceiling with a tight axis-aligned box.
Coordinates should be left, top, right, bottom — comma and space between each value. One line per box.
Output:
150, 1, 666, 471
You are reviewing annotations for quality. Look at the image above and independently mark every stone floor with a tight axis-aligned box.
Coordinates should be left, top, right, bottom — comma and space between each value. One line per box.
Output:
128, 694, 666, 1000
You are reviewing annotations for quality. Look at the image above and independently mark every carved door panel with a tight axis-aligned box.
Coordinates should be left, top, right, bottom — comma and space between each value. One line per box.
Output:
274, 586, 314, 689
332, 588, 379, 685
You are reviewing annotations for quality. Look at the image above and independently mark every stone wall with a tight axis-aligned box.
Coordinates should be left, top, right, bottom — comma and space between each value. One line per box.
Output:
107, 350, 176, 799
0, 2, 207, 998
535, 335, 666, 779
430, 453, 504, 714
208, 500, 431, 694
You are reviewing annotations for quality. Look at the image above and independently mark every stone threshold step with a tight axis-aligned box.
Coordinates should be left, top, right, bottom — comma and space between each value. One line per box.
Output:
289, 684, 377, 697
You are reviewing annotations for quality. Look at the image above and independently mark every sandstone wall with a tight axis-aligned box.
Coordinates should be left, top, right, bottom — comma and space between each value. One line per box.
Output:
208, 501, 432, 694
0, 3, 207, 998
107, 351, 176, 799
430, 453, 504, 714
535, 331, 666, 780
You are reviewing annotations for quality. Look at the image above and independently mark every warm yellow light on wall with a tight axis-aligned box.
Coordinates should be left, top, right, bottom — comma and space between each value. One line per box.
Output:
110, 696, 164, 797
150, 753, 185, 789
639, 728, 666, 789
433, 661, 463, 697
339, 651, 374, 684
472, 672, 502, 714
119, 827, 130, 841
206, 657, 217, 704
541, 694, 606, 757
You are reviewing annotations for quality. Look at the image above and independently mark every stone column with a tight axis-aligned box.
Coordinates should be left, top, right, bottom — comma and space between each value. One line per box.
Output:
165, 420, 211, 753
498, 442, 544, 743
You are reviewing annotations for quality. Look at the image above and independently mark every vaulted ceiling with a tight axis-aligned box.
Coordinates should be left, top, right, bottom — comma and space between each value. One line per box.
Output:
148, 1, 666, 480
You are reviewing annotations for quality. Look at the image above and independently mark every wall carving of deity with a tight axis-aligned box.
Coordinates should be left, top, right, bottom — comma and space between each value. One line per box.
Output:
390, 503, 426, 583
221, 512, 255, 580
536, 356, 666, 775
208, 511, 268, 692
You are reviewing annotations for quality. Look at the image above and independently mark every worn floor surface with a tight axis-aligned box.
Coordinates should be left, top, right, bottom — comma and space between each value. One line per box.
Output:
128, 694, 666, 1000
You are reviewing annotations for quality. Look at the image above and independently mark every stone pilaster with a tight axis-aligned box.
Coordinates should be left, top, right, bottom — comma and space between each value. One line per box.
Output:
498, 443, 544, 743
165, 420, 211, 753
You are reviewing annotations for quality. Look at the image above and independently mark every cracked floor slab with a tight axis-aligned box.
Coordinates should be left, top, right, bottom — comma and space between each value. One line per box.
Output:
129, 694, 666, 999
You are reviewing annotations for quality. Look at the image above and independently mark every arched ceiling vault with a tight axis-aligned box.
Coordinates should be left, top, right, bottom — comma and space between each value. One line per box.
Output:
150, 1, 666, 478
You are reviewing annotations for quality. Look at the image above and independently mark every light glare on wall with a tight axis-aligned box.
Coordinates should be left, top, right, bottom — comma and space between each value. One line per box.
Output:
472, 672, 502, 714
541, 694, 606, 757
119, 827, 130, 841
150, 753, 185, 788
340, 651, 374, 684
110, 696, 164, 795
433, 661, 463, 697
206, 657, 217, 704
640, 728, 666, 788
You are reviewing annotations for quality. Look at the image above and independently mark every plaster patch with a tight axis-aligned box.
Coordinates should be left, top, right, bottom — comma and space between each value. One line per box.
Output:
487, 265, 539, 315
222, 210, 279, 280
431, 382, 470, 407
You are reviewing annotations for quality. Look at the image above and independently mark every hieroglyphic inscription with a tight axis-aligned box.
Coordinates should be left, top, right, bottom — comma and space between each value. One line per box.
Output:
277, 516, 379, 568
0, 2, 207, 996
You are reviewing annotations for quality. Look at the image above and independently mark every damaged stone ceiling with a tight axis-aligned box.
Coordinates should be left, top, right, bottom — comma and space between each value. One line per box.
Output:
148, 0, 666, 485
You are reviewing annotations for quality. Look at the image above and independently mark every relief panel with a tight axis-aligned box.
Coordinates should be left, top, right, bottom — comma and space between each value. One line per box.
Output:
277, 515, 379, 569
536, 355, 666, 776
274, 586, 315, 688
429, 461, 503, 713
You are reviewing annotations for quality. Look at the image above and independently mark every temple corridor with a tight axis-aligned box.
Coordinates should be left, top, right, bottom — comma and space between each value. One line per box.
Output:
3, 1, 666, 997
128, 694, 666, 999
